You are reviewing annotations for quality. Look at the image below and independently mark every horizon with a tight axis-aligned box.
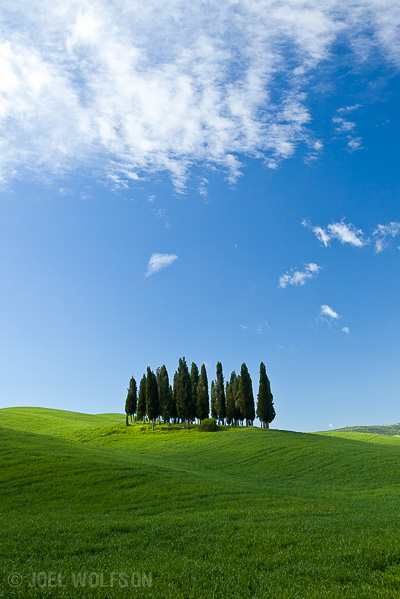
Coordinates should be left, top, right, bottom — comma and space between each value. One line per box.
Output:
1, 1, 400, 432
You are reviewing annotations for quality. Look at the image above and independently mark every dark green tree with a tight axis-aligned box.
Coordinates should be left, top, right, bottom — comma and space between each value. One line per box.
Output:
216, 361, 226, 424
225, 375, 236, 425
190, 362, 199, 422
232, 373, 242, 425
125, 376, 137, 424
210, 380, 217, 419
196, 363, 209, 421
256, 362, 276, 429
238, 363, 255, 426
146, 367, 159, 431
174, 357, 192, 428
170, 382, 177, 424
158, 365, 173, 429
137, 374, 147, 424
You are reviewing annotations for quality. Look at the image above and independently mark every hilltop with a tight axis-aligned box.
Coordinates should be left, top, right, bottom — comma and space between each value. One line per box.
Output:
1, 407, 400, 598
327, 423, 400, 437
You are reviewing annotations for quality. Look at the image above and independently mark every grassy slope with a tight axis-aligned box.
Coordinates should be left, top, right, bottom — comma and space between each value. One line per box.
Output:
1, 408, 400, 598
325, 423, 400, 436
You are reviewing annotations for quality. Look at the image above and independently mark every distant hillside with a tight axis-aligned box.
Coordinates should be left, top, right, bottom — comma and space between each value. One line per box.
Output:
331, 423, 400, 436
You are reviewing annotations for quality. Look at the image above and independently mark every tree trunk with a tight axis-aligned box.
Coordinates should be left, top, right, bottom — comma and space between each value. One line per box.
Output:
265, 422, 269, 429
152, 419, 155, 431
184, 420, 186, 429
125, 415, 129, 426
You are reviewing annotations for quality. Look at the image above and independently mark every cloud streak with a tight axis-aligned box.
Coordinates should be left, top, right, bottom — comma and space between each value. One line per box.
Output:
373, 222, 400, 253
333, 105, 363, 152
279, 262, 321, 288
0, 1, 400, 189
320, 305, 341, 320
303, 219, 366, 247
145, 253, 178, 277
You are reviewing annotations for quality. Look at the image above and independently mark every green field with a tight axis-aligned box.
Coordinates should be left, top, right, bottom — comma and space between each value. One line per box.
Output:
1, 408, 400, 598
328, 423, 400, 437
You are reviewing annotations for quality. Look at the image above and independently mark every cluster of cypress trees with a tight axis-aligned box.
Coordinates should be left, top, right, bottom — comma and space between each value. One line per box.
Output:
125, 358, 275, 430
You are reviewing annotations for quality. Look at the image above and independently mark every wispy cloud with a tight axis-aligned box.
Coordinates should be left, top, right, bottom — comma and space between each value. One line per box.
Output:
373, 222, 400, 253
303, 218, 366, 247
304, 218, 400, 253
106, 173, 129, 191
333, 117, 357, 132
320, 304, 341, 320
239, 324, 248, 330
154, 208, 171, 230
145, 253, 178, 277
342, 326, 350, 334
0, 1, 400, 189
333, 106, 363, 152
279, 262, 321, 288
337, 104, 361, 114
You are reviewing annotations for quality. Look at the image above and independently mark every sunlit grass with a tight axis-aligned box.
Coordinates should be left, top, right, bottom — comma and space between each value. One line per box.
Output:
1, 407, 400, 598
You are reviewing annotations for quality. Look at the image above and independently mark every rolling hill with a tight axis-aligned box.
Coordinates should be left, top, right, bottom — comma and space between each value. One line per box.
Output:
327, 423, 400, 437
1, 407, 400, 598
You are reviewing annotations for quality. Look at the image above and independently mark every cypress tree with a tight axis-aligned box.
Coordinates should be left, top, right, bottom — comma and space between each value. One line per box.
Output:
196, 363, 209, 421
125, 376, 137, 423
238, 363, 255, 426
216, 361, 226, 424
226, 381, 236, 424
137, 374, 147, 424
190, 363, 199, 401
156, 367, 162, 423
256, 362, 276, 429
170, 382, 177, 424
210, 381, 217, 419
232, 373, 242, 425
190, 362, 199, 422
146, 367, 159, 431
174, 357, 192, 428
158, 365, 173, 429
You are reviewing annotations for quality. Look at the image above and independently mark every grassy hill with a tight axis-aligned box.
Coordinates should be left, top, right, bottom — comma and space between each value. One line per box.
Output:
326, 423, 400, 436
1, 408, 400, 598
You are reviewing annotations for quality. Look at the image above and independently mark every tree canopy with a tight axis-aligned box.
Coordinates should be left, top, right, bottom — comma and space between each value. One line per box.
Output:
124, 359, 274, 430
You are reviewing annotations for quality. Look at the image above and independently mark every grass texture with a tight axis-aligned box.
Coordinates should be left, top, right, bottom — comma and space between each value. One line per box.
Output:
1, 407, 400, 598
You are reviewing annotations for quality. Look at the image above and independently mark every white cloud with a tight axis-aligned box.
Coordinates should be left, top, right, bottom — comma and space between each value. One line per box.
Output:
145, 253, 178, 277
303, 218, 366, 247
328, 221, 366, 246
320, 304, 341, 320
154, 208, 170, 229
346, 137, 363, 152
279, 262, 322, 288
337, 104, 361, 113
239, 324, 248, 330
333, 106, 363, 152
198, 178, 209, 197
373, 222, 400, 253
333, 117, 357, 132
0, 1, 399, 188
106, 173, 129, 190
329, 423, 333, 428
342, 326, 350, 334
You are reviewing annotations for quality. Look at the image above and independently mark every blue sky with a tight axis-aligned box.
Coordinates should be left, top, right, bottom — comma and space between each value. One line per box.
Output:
0, 1, 400, 431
